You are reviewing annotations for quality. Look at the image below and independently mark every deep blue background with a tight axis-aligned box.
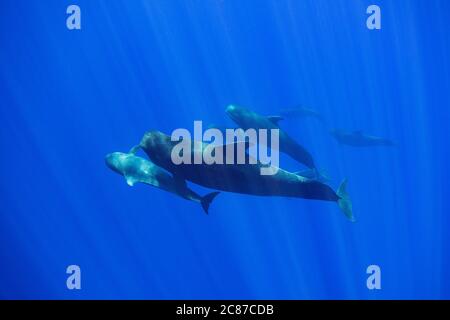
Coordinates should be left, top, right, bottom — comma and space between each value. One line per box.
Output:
0, 0, 449, 299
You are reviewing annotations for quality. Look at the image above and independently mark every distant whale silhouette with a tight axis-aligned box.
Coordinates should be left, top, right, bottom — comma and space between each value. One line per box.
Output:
330, 129, 395, 147
279, 106, 326, 124
139, 131, 354, 221
105, 148, 219, 214
226, 105, 316, 169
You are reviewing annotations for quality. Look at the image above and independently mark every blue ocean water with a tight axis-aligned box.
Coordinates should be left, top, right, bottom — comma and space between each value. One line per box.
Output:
0, 0, 449, 299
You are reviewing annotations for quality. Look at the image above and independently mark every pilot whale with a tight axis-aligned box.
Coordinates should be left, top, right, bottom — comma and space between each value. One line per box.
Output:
279, 106, 326, 124
139, 131, 354, 221
330, 129, 395, 147
105, 148, 219, 214
225, 105, 316, 169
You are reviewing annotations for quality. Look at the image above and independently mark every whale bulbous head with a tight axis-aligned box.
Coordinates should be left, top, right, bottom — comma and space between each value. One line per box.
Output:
225, 104, 238, 114
140, 131, 172, 150
105, 152, 128, 174
140, 130, 174, 166
225, 104, 241, 120
225, 104, 253, 125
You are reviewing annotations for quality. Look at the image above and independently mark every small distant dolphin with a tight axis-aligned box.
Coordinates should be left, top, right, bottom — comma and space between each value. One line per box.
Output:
105, 148, 220, 214
330, 129, 395, 147
279, 106, 326, 124
225, 105, 316, 169
139, 131, 354, 221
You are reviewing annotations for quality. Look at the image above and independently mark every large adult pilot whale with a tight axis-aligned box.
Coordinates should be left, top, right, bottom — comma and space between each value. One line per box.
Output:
225, 105, 316, 169
105, 148, 219, 214
330, 129, 395, 147
138, 131, 354, 221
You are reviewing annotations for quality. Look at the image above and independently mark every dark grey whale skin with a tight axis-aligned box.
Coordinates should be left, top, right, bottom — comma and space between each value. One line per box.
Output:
105, 151, 219, 214
280, 107, 326, 124
139, 131, 338, 202
330, 129, 395, 147
225, 105, 316, 169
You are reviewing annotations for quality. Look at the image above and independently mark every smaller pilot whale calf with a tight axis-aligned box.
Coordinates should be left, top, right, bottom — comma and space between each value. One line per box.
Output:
105, 148, 219, 214
330, 129, 395, 147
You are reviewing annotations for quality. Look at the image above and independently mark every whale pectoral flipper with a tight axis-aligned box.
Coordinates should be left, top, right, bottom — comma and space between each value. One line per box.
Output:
200, 191, 220, 214
129, 145, 141, 155
337, 179, 354, 222
124, 174, 138, 186
267, 116, 284, 125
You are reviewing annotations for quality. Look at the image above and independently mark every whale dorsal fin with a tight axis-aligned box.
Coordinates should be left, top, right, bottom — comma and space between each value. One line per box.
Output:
267, 116, 283, 125
129, 145, 140, 155
214, 141, 254, 164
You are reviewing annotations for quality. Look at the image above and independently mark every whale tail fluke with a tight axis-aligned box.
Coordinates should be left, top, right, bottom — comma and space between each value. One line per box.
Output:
337, 179, 354, 222
200, 191, 220, 214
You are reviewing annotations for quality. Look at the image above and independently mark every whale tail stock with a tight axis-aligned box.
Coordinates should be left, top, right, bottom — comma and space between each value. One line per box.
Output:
200, 191, 221, 214
287, 140, 316, 169
337, 179, 354, 222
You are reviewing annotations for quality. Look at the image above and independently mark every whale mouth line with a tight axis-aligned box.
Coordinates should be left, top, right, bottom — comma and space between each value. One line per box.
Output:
226, 110, 239, 123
